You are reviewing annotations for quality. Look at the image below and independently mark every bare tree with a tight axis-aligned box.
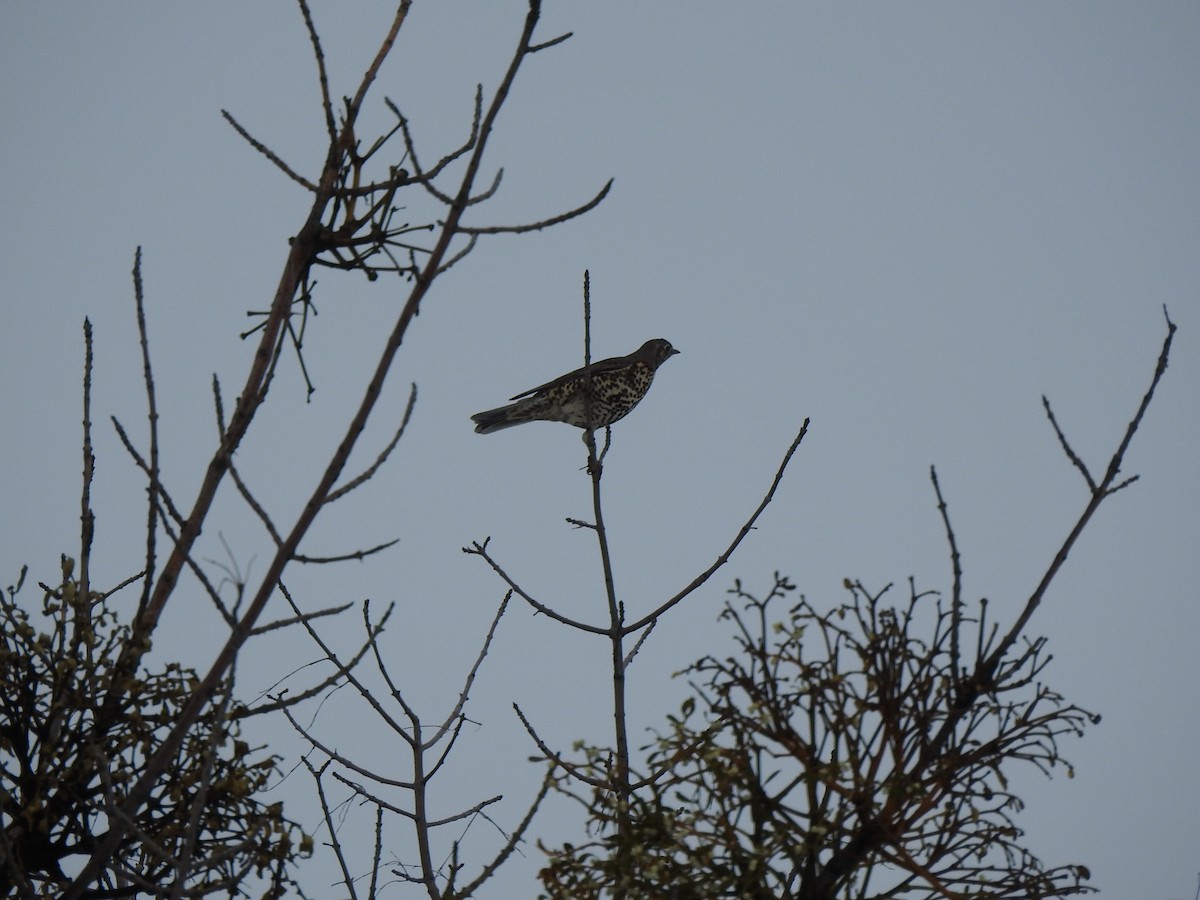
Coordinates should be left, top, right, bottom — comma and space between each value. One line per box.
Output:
272, 271, 809, 897
1, 324, 312, 898
535, 312, 1176, 899
1, 1, 1178, 896
1, 2, 609, 896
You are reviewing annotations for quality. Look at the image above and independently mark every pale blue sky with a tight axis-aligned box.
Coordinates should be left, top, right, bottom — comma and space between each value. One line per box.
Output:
3, 4, 1198, 897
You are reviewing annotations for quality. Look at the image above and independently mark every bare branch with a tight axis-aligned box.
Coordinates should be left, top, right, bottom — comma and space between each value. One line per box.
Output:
989, 312, 1176, 671
623, 619, 656, 668
430, 591, 511, 744
292, 537, 399, 564
513, 703, 610, 789
528, 31, 573, 53
130, 249, 162, 614
465, 166, 504, 207
305, 758, 359, 900
237, 603, 391, 718
455, 178, 612, 235
344, 3, 411, 124
464, 540, 608, 635
1095, 304, 1176, 495
333, 770, 503, 829
64, 2, 615, 891
625, 419, 810, 631
296, 0, 337, 141
281, 702, 417, 790
248, 601, 353, 637
79, 319, 95, 610
110, 417, 187, 528
221, 109, 318, 191
434, 232, 479, 277
97, 569, 146, 602
384, 91, 481, 204
930, 465, 966, 680
279, 585, 414, 742
456, 764, 557, 898
326, 382, 418, 504
1041, 394, 1096, 491
228, 458, 284, 545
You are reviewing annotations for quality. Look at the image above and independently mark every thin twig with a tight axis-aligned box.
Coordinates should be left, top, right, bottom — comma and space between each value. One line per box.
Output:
305, 758, 359, 900
110, 417, 187, 528
624, 419, 810, 632
919, 310, 1177, 773
513, 703, 610, 789
130, 249, 161, 614
221, 110, 318, 191
281, 702, 417, 790
464, 540, 608, 635
455, 178, 612, 234
279, 585, 413, 741
248, 601, 354, 637
79, 320, 95, 613
431, 591, 510, 743
292, 537, 399, 564
622, 619, 656, 668
1041, 395, 1096, 491
528, 31, 572, 53
455, 764, 557, 898
930, 466, 965, 681
296, 0, 337, 142
326, 382, 418, 504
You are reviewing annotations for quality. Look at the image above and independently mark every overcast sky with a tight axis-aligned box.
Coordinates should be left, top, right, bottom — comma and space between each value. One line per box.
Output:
3, 4, 1198, 898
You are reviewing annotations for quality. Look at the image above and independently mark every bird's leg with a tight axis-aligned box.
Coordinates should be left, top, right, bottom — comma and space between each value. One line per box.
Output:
598, 426, 613, 464
582, 429, 603, 477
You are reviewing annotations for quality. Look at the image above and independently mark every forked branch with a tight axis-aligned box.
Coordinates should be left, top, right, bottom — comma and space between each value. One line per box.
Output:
66, 3, 600, 894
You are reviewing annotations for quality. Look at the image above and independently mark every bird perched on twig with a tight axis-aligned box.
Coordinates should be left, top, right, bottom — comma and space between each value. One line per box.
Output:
471, 338, 679, 434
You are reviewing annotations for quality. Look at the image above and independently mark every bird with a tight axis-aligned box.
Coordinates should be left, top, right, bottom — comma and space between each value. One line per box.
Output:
471, 338, 679, 434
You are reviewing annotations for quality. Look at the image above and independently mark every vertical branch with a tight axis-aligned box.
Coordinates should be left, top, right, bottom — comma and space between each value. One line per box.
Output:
131, 248, 161, 612
79, 319, 95, 607
582, 268, 595, 449
405, 713, 442, 900
930, 466, 964, 683
296, 0, 338, 142
344, 1, 412, 124
578, 271, 633, 895
368, 804, 384, 900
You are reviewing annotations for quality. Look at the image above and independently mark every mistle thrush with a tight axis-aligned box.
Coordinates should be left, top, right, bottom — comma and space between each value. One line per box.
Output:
471, 338, 679, 434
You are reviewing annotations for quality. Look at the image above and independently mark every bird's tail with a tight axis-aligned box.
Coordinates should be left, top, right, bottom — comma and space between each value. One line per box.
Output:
471, 402, 525, 434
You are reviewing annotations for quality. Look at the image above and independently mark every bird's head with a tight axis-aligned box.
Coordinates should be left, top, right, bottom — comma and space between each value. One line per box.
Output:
639, 338, 680, 369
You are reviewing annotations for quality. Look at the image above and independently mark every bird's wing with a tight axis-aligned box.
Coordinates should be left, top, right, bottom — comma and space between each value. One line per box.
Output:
507, 354, 630, 400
